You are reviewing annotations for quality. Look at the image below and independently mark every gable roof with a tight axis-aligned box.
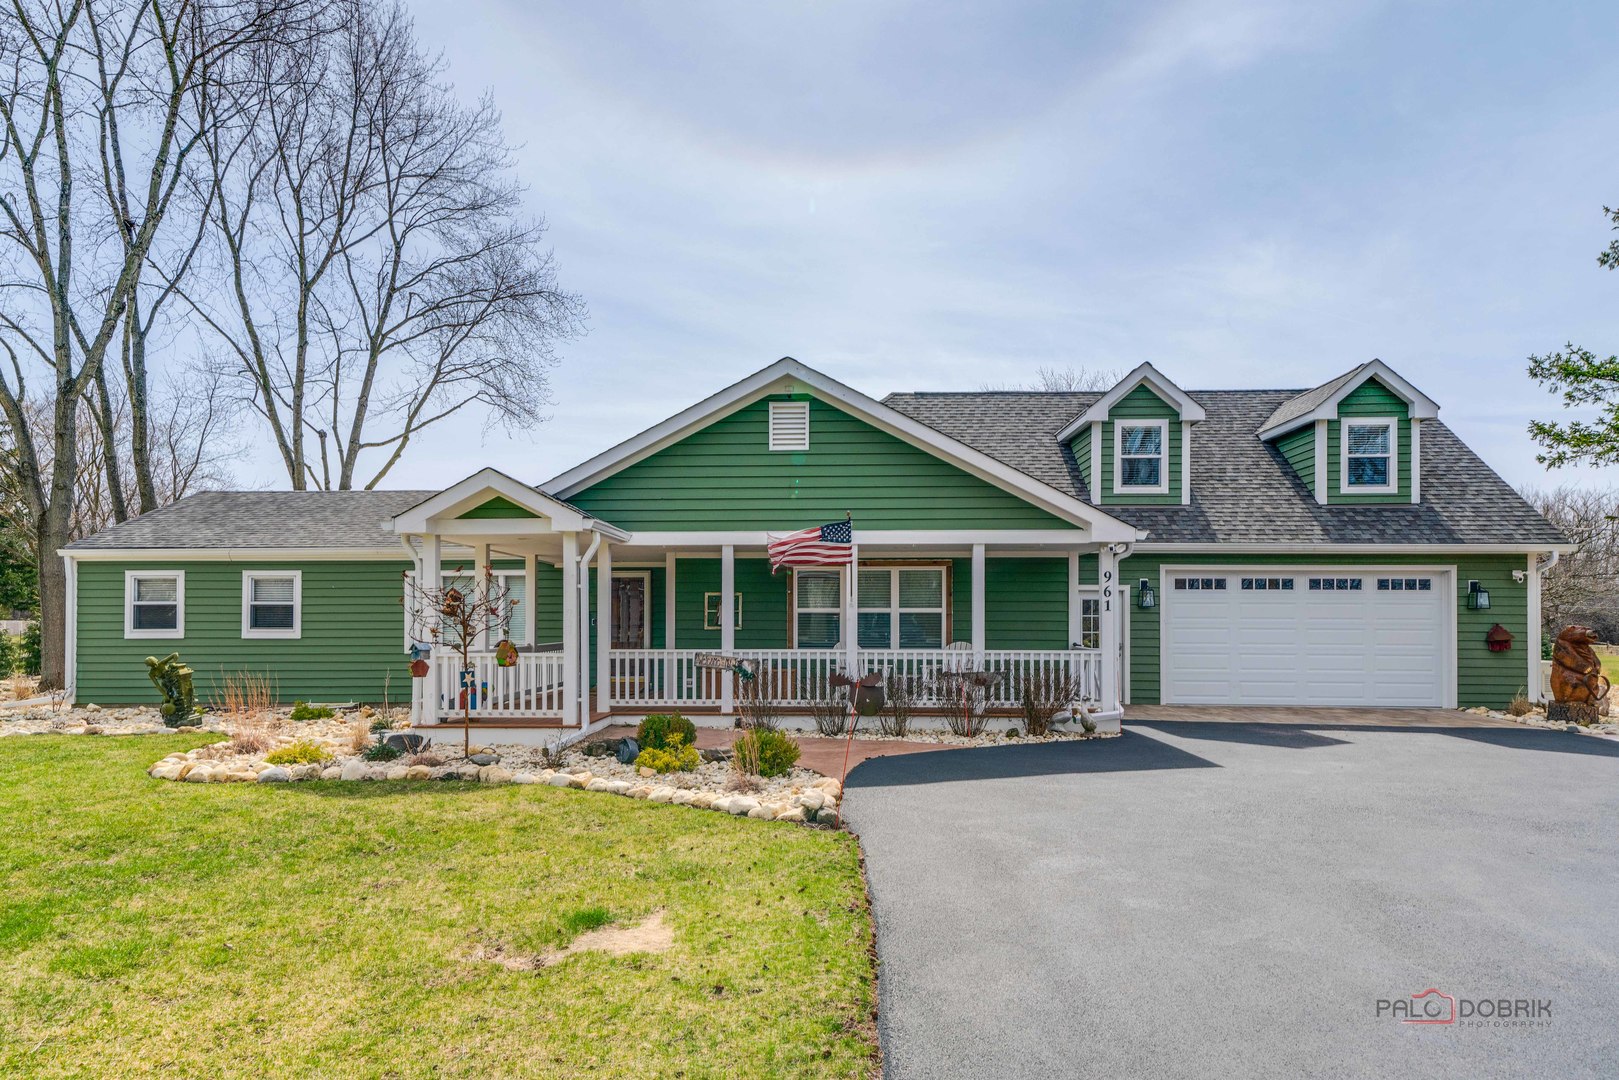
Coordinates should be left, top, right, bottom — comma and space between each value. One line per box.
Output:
64, 490, 434, 554
1257, 360, 1439, 441
390, 468, 628, 539
1055, 361, 1205, 442
884, 389, 1568, 547
546, 357, 1143, 541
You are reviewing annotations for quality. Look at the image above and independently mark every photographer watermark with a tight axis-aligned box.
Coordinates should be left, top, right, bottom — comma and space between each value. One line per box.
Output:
1377, 988, 1553, 1029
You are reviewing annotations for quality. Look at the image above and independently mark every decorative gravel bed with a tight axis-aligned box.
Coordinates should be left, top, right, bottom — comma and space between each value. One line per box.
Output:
0, 703, 220, 737
1465, 704, 1619, 738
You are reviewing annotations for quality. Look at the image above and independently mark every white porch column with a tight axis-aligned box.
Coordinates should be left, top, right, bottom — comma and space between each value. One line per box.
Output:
664, 552, 677, 650
970, 543, 986, 662
523, 552, 538, 648
846, 542, 860, 676
474, 542, 491, 649
597, 542, 613, 712
421, 534, 442, 725
1067, 550, 1082, 647
720, 544, 735, 715
560, 532, 579, 727
1098, 544, 1121, 715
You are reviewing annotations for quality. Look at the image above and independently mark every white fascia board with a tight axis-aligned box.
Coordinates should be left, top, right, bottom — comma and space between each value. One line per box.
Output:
1256, 360, 1441, 442
622, 529, 1145, 548
544, 356, 1139, 540
59, 547, 409, 561
1132, 542, 1578, 555
1056, 361, 1206, 443
390, 466, 602, 534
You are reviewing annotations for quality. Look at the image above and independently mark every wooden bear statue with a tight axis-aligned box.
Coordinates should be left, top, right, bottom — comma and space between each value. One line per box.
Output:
1548, 625, 1610, 726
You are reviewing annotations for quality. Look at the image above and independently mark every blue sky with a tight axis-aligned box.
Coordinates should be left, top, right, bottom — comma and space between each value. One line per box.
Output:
277, 0, 1619, 494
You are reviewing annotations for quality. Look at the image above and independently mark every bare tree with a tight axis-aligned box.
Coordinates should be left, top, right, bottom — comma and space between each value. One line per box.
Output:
1523, 485, 1619, 642
401, 565, 511, 757
0, 0, 311, 685
980, 365, 1120, 392
192, 0, 584, 491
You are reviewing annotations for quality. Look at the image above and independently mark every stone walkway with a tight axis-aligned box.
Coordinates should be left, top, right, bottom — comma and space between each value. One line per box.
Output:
592, 724, 956, 777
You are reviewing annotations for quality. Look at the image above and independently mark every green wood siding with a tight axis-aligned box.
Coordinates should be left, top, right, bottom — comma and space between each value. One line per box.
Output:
1275, 424, 1315, 492
1327, 379, 1411, 504
456, 495, 538, 519
1099, 385, 1182, 505
1119, 552, 1528, 709
985, 558, 1069, 647
75, 560, 412, 706
567, 395, 1071, 531
1074, 432, 1091, 494
671, 558, 790, 649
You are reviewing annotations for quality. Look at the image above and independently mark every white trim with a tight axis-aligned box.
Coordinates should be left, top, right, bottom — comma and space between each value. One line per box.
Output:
524, 555, 539, 650
560, 532, 579, 727
790, 567, 841, 647
720, 544, 735, 714
1114, 418, 1170, 495
1067, 550, 1081, 645
1527, 552, 1542, 701
1120, 584, 1132, 705
63, 554, 77, 701
241, 570, 303, 640
65, 547, 404, 561
1135, 542, 1577, 554
1257, 359, 1440, 442
1410, 418, 1422, 504
124, 569, 185, 639
1180, 421, 1192, 506
544, 357, 1140, 541
971, 545, 986, 654
1312, 420, 1328, 505
390, 466, 629, 540
597, 544, 612, 710
1056, 361, 1206, 441
768, 400, 811, 451
1339, 416, 1399, 495
610, 569, 653, 649
1156, 562, 1458, 710
620, 529, 1128, 548
1089, 424, 1102, 496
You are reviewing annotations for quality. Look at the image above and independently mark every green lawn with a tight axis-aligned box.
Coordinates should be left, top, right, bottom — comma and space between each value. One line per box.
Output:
0, 735, 878, 1078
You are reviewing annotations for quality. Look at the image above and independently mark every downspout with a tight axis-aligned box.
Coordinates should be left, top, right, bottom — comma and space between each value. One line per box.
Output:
62, 552, 77, 704
578, 531, 603, 721
398, 535, 422, 724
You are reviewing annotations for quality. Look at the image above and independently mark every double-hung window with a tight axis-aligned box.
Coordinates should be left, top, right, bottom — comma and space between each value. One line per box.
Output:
1343, 419, 1397, 493
125, 571, 183, 638
795, 566, 948, 649
242, 571, 301, 638
1115, 420, 1168, 493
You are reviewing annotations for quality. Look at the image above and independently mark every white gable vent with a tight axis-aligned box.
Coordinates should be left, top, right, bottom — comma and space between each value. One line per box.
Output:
768, 400, 810, 451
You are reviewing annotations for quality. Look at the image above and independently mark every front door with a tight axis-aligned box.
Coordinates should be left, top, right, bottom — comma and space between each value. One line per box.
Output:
612, 575, 648, 649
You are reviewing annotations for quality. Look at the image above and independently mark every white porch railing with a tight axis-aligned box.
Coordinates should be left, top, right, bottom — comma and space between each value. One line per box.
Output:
431, 652, 567, 719
607, 648, 1103, 710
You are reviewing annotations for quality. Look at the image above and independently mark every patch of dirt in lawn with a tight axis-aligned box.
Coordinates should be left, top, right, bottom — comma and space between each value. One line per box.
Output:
471, 910, 673, 971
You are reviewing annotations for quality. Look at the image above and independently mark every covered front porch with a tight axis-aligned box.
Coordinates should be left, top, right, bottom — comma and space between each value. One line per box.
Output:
393, 470, 1128, 733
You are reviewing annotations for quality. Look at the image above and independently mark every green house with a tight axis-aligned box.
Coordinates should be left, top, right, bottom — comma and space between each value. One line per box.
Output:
62, 357, 1568, 737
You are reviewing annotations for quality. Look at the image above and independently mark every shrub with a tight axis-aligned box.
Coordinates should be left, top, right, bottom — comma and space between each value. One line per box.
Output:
1014, 665, 1085, 737
878, 673, 921, 737
19, 621, 40, 676
1506, 687, 1535, 717
809, 675, 848, 737
635, 733, 699, 773
738, 728, 800, 778
363, 741, 402, 762
263, 740, 333, 765
0, 631, 17, 678
736, 667, 781, 730
289, 700, 335, 721
369, 717, 393, 733
636, 713, 696, 751
405, 751, 446, 768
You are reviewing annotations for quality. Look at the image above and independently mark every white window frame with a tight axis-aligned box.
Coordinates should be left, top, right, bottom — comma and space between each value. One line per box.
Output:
768, 400, 811, 451
125, 570, 184, 639
241, 570, 302, 639
703, 590, 743, 632
1340, 417, 1398, 494
1113, 418, 1170, 494
493, 569, 528, 645
792, 569, 841, 647
1075, 587, 1101, 650
792, 565, 949, 649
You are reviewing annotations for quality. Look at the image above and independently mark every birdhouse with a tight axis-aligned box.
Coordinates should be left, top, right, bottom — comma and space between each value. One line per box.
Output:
1486, 624, 1513, 653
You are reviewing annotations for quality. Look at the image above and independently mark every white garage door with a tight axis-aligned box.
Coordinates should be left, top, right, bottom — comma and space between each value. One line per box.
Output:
1161, 570, 1449, 707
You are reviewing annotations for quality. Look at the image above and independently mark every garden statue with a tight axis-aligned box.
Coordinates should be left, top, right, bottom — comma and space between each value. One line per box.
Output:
145, 652, 197, 727
1548, 625, 1610, 726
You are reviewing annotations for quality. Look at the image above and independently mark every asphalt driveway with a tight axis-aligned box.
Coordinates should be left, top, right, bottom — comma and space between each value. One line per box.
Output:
843, 722, 1619, 1079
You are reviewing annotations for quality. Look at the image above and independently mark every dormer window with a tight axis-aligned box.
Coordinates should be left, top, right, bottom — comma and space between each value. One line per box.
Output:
1116, 420, 1168, 493
1343, 419, 1396, 493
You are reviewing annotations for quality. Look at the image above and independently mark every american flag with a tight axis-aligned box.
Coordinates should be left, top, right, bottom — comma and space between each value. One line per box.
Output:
767, 519, 853, 571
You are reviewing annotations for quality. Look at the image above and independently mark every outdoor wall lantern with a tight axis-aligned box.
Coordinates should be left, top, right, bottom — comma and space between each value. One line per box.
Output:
1467, 579, 1491, 611
1137, 579, 1156, 610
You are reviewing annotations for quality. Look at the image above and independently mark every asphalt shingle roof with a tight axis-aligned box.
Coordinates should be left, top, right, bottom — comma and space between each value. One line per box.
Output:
884, 389, 1566, 546
65, 490, 434, 551
1257, 365, 1366, 435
